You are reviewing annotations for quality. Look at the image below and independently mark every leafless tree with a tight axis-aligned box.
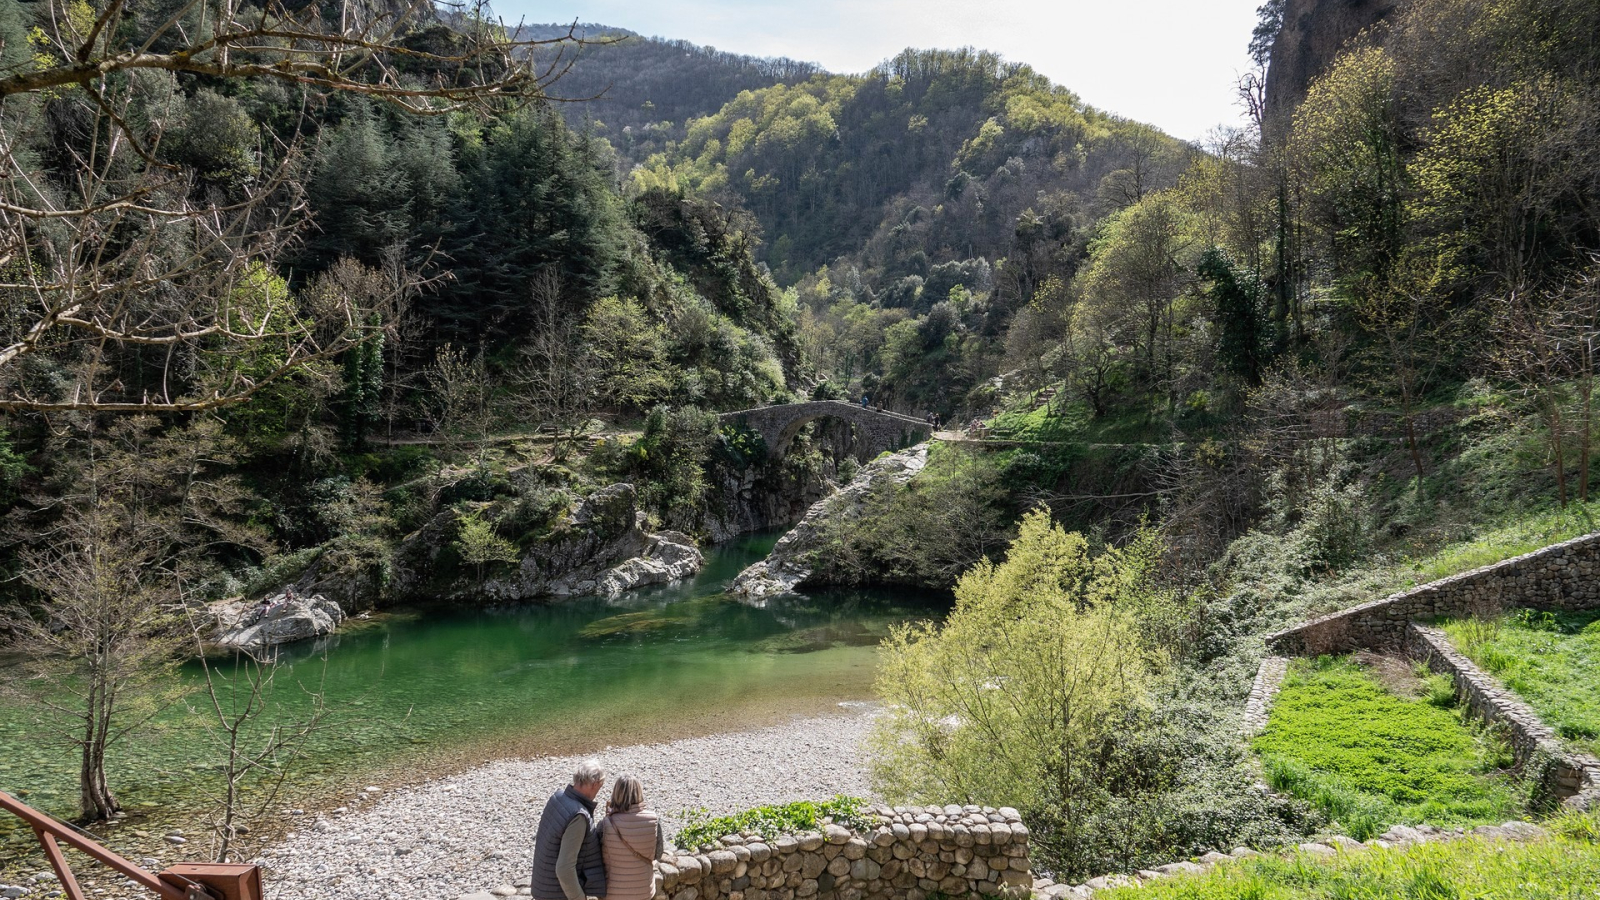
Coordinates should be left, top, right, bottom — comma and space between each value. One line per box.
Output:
1243, 361, 1348, 521
1498, 256, 1600, 505
1355, 274, 1446, 497
0, 415, 263, 820
1, 496, 186, 821
514, 269, 594, 437
0, 0, 600, 414
188, 644, 329, 863
1494, 284, 1575, 505
424, 341, 493, 459
1550, 257, 1600, 503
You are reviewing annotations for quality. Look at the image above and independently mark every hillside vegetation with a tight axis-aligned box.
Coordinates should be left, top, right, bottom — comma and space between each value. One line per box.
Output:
3, 0, 1600, 890
830, 0, 1600, 883
1100, 824, 1600, 900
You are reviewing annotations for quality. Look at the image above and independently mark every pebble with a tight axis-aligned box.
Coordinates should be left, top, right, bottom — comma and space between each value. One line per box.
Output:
265, 712, 878, 900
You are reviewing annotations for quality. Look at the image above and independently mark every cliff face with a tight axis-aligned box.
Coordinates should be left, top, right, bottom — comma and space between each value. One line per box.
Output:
1263, 0, 1400, 140
730, 445, 930, 603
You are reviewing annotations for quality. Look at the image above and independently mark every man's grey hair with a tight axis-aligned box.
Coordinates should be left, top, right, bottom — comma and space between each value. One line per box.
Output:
573, 759, 605, 787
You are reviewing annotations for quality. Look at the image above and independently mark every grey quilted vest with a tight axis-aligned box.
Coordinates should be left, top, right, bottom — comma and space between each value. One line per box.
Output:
530, 786, 607, 900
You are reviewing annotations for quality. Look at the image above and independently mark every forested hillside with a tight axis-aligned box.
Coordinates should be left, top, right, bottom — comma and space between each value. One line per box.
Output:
803, 0, 1600, 878
6, 0, 1600, 888
516, 23, 821, 166
629, 49, 1193, 413
0, 0, 826, 631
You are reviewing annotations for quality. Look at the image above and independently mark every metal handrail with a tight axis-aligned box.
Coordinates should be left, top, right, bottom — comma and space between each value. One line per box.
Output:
0, 791, 190, 900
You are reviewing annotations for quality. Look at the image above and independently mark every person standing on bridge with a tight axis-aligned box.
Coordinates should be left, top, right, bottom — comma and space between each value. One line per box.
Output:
531, 760, 609, 900
861, 393, 870, 409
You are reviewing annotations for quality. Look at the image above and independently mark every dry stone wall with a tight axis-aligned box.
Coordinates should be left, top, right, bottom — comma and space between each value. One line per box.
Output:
1241, 657, 1289, 736
656, 806, 1032, 900
1407, 624, 1600, 810
1266, 532, 1600, 656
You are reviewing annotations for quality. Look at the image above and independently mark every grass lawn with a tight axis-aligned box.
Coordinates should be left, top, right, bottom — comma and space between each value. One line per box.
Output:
985, 398, 1171, 445
1098, 829, 1600, 900
1254, 656, 1524, 839
1443, 610, 1600, 756
1398, 502, 1600, 587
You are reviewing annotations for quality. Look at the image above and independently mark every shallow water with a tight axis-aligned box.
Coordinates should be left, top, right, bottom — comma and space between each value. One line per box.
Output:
0, 531, 946, 852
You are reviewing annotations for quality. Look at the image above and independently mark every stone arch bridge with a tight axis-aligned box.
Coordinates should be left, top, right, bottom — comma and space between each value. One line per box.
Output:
720, 400, 930, 458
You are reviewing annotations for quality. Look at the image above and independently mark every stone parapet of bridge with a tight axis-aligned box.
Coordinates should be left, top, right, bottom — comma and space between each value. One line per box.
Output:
720, 400, 929, 459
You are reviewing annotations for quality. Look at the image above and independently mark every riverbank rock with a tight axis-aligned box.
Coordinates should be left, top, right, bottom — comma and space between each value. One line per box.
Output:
208, 592, 344, 651
584, 530, 703, 597
390, 483, 704, 604
732, 445, 929, 602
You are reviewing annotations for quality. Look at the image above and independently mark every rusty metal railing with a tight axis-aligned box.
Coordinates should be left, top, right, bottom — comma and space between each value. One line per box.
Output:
0, 791, 260, 900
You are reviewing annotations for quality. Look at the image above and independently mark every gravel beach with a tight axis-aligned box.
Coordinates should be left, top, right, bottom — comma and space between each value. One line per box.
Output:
260, 707, 879, 900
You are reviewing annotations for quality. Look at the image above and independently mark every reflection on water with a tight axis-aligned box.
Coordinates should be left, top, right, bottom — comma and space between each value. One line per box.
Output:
0, 530, 947, 848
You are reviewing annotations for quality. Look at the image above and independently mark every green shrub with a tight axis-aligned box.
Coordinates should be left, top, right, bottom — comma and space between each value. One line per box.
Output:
1420, 672, 1458, 709
868, 510, 1304, 878
673, 797, 872, 851
1551, 808, 1600, 843
590, 405, 719, 531
809, 447, 1011, 588
238, 547, 322, 599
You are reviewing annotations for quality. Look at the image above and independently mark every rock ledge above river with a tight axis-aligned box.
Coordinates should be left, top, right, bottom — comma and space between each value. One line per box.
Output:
732, 445, 928, 602
387, 483, 705, 604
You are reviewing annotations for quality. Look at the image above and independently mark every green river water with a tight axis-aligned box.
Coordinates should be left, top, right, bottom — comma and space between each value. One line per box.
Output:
0, 531, 947, 859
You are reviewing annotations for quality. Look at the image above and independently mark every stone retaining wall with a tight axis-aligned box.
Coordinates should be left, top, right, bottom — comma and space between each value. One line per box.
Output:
1241, 657, 1289, 736
1406, 624, 1600, 810
655, 806, 1033, 900
1266, 531, 1600, 656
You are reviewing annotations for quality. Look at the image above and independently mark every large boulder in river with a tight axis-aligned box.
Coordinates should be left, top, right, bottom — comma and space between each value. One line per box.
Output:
209, 592, 344, 652
732, 445, 928, 603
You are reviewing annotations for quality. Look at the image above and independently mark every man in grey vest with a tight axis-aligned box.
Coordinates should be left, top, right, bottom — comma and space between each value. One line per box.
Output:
531, 760, 609, 900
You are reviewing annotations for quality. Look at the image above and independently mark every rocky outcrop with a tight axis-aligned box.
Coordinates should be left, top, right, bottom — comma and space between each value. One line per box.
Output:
732, 446, 928, 602
1263, 0, 1398, 141
556, 529, 703, 598
391, 483, 704, 604
207, 592, 344, 652
705, 460, 832, 543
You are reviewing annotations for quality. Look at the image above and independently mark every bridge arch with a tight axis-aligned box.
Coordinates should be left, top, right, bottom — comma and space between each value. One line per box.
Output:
720, 400, 930, 460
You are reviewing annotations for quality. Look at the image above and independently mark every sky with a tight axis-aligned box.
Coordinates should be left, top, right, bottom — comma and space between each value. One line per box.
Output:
496, 0, 1266, 143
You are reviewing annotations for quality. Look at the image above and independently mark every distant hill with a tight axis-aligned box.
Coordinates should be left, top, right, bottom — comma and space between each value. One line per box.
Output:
635, 47, 1194, 287
514, 24, 823, 165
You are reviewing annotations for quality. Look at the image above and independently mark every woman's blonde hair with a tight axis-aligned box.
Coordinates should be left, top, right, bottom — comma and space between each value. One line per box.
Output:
607, 774, 645, 815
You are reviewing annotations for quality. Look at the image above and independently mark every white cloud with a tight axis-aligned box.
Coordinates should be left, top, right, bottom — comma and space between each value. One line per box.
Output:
503, 0, 1263, 141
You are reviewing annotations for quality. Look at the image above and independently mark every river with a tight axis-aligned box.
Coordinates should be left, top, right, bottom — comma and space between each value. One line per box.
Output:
0, 531, 947, 859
